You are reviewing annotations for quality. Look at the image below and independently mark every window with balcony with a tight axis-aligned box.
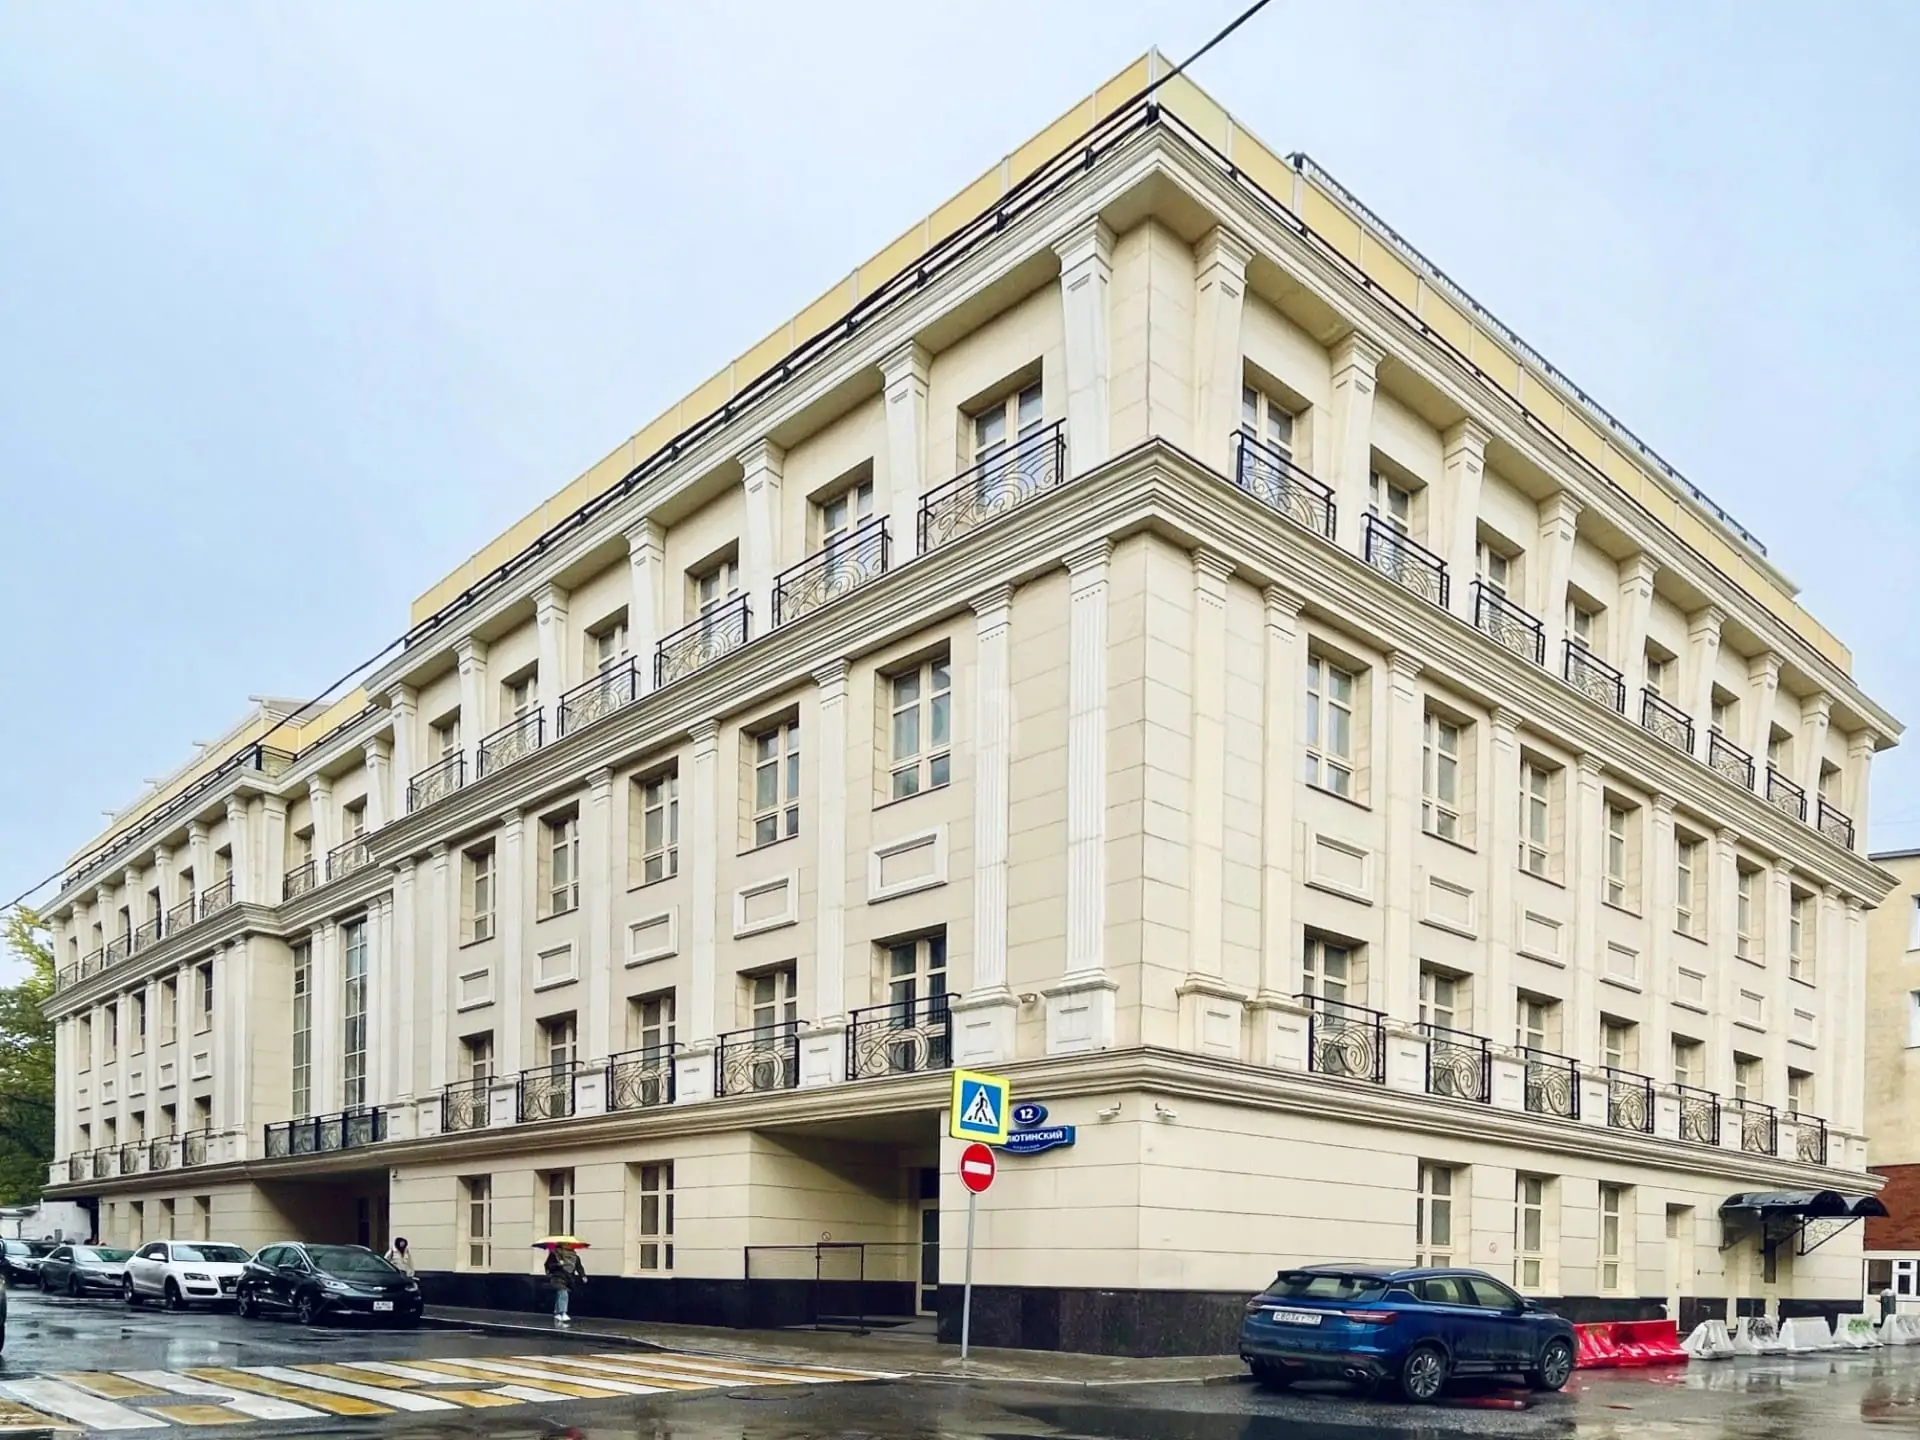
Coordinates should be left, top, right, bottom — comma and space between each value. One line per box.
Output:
452, 1032, 493, 1086
1418, 967, 1461, 1030
1304, 655, 1358, 800
628, 992, 676, 1052
1421, 711, 1463, 843
1644, 651, 1675, 700
342, 918, 368, 1109
748, 717, 801, 848
1369, 470, 1413, 535
1671, 1037, 1701, 1089
1710, 689, 1737, 738
1733, 1053, 1761, 1103
634, 770, 680, 884
887, 658, 952, 800
343, 802, 367, 840
886, 933, 948, 1014
973, 381, 1044, 468
1475, 539, 1515, 598
462, 1176, 492, 1270
1788, 1069, 1812, 1116
1241, 383, 1296, 461
1415, 1163, 1455, 1267
590, 617, 629, 674
1302, 935, 1361, 1005
1599, 1184, 1628, 1292
746, 966, 798, 1034
1601, 1018, 1638, 1072
1519, 759, 1556, 878
291, 943, 312, 1118
463, 846, 495, 943
503, 672, 536, 722
1736, 866, 1760, 960
542, 1169, 576, 1238
634, 1161, 675, 1271
1675, 835, 1704, 940
1767, 728, 1792, 775
1790, 891, 1814, 982
433, 716, 461, 760
539, 1013, 577, 1071
1514, 1175, 1549, 1291
1516, 994, 1560, 1052
540, 811, 580, 917
820, 476, 875, 549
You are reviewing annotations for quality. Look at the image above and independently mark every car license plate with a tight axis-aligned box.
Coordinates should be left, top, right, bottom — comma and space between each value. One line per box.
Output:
373, 1301, 394, 1312
1267, 1308, 1323, 1326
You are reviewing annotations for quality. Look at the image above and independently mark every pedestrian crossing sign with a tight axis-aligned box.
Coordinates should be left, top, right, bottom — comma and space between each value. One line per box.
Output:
950, 1068, 1010, 1144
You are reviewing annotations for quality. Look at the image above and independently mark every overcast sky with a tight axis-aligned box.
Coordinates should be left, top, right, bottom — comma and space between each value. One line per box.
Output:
3, 0, 1918, 923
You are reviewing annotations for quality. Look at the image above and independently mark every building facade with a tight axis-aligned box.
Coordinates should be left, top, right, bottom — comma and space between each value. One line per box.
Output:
1864, 851, 1920, 1302
39, 56, 1900, 1355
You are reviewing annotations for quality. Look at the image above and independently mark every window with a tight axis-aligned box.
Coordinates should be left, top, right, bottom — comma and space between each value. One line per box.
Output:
1514, 1176, 1546, 1290
291, 943, 312, 1118
1711, 691, 1736, 737
1418, 967, 1459, 1031
637, 771, 680, 883
1241, 383, 1295, 460
1909, 992, 1920, 1048
342, 918, 368, 1109
1671, 1037, 1701, 1089
636, 1162, 675, 1271
461, 1032, 494, 1081
462, 1177, 492, 1270
1421, 713, 1461, 842
1601, 1018, 1637, 1072
196, 963, 214, 1032
159, 979, 177, 1045
539, 1014, 577, 1071
1818, 762, 1840, 803
1475, 540, 1511, 597
821, 477, 875, 548
343, 802, 366, 840
1599, 1185, 1626, 1291
885, 934, 948, 1016
1644, 653, 1673, 699
888, 659, 952, 799
1519, 761, 1552, 877
750, 719, 801, 846
503, 673, 536, 721
591, 619, 629, 674
107, 1002, 119, 1057
1369, 471, 1412, 534
543, 1169, 576, 1237
1516, 995, 1558, 1053
192, 1196, 211, 1242
1787, 1069, 1812, 1116
1733, 1054, 1761, 1103
1736, 867, 1758, 960
433, 717, 461, 760
749, 967, 798, 1033
1415, 1163, 1454, 1267
1767, 728, 1791, 774
1302, 936, 1356, 1006
1675, 837, 1702, 939
464, 847, 495, 943
972, 381, 1045, 470
629, 992, 676, 1053
543, 813, 580, 916
1790, 892, 1814, 982
1304, 656, 1356, 798
78, 1017, 92, 1070
695, 558, 741, 616
134, 991, 147, 1042
1605, 804, 1631, 908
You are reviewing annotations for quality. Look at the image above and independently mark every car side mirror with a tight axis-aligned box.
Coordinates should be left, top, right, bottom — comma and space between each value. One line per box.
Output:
1520, 1298, 1543, 1313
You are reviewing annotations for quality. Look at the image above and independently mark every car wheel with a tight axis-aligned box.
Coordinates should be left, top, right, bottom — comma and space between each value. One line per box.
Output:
235, 1289, 258, 1320
164, 1280, 185, 1312
295, 1291, 320, 1327
1249, 1360, 1296, 1388
1397, 1342, 1449, 1404
1529, 1337, 1575, 1392
124, 1276, 141, 1306
37, 1272, 50, 1295
66, 1275, 81, 1299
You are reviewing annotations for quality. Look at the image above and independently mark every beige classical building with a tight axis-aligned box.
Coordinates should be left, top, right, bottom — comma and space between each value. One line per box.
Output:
41, 55, 1901, 1354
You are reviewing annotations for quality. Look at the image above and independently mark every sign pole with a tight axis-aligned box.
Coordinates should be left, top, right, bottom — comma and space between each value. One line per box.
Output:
961, 1188, 977, 1361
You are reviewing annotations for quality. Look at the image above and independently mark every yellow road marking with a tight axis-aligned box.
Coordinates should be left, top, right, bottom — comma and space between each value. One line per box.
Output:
606, 1351, 872, 1384
180, 1369, 389, 1417
50, 1375, 167, 1401
398, 1360, 623, 1398
0, 1400, 70, 1430
512, 1356, 713, 1390
422, 1389, 525, 1409
291, 1364, 419, 1390
143, 1404, 246, 1426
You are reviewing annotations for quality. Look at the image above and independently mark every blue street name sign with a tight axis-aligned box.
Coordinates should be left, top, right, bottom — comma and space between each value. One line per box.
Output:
1002, 1102, 1076, 1155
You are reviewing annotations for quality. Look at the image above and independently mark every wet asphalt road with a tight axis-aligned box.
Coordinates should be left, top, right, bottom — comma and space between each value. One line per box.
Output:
5, 1290, 1920, 1437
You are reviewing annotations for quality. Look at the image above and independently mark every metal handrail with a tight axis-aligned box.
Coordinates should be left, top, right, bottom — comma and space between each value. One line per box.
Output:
147, 1136, 177, 1171
716, 1021, 801, 1097
1817, 799, 1855, 850
440, 1076, 491, 1133
1707, 731, 1755, 790
166, 896, 198, 932
407, 752, 466, 813
1229, 432, 1336, 539
655, 596, 751, 689
119, 1142, 144, 1174
1420, 1023, 1490, 1103
1298, 993, 1386, 1083
200, 876, 235, 917
81, 947, 104, 976
847, 994, 954, 1080
516, 1063, 579, 1123
1676, 1084, 1721, 1145
282, 860, 317, 901
1794, 1112, 1829, 1166
1765, 767, 1807, 822
181, 1130, 212, 1167
556, 659, 640, 738
1640, 689, 1695, 756
605, 1045, 678, 1112
1563, 642, 1625, 713
478, 711, 545, 779
131, 917, 164, 953
773, 518, 891, 627
918, 421, 1069, 553
1735, 1099, 1778, 1156
265, 1107, 388, 1157
1361, 515, 1449, 608
1603, 1067, 1655, 1134
1518, 1047, 1580, 1120
104, 935, 130, 965
1472, 584, 1544, 665
325, 836, 373, 883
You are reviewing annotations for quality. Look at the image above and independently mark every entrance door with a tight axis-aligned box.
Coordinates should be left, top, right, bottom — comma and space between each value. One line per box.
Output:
917, 1166, 939, 1317
1666, 1206, 1696, 1320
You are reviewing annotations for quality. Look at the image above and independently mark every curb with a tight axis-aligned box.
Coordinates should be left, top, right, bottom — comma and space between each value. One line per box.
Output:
418, 1314, 665, 1351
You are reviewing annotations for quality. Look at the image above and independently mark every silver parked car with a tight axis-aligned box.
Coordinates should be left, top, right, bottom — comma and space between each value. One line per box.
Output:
38, 1244, 132, 1297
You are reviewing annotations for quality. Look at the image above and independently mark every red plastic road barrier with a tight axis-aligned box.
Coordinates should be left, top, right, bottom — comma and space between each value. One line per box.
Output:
1575, 1323, 1622, 1369
1610, 1319, 1688, 1366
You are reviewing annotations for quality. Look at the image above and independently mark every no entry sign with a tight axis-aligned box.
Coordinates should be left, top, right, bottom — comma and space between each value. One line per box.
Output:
959, 1141, 996, 1194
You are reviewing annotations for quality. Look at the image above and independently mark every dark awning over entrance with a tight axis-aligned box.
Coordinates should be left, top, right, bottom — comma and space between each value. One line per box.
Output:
1720, 1190, 1888, 1221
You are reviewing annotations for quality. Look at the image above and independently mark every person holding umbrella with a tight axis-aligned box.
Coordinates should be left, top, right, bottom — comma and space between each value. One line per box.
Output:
536, 1235, 588, 1325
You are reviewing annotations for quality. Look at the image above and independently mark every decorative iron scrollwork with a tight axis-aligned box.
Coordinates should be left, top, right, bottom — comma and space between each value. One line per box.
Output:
918, 424, 1068, 553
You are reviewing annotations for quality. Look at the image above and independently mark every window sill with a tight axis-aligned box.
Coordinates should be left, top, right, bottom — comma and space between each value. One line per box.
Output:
629, 868, 682, 893
1517, 867, 1565, 891
1305, 782, 1371, 813
1602, 900, 1642, 920
874, 781, 952, 814
1599, 975, 1643, 996
1421, 828, 1477, 856
1790, 975, 1818, 991
739, 833, 799, 859
536, 905, 580, 924
1672, 929, 1708, 948
460, 933, 496, 950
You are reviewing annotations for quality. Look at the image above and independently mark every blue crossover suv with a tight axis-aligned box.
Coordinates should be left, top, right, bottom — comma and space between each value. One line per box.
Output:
1239, 1265, 1577, 1402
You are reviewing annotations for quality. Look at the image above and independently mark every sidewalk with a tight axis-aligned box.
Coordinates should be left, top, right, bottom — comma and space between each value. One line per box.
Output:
423, 1305, 1245, 1386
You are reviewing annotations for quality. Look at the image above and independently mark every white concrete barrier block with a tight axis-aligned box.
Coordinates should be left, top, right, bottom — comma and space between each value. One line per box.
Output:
1734, 1315, 1787, 1354
1683, 1319, 1736, 1359
1780, 1316, 1837, 1352
1834, 1313, 1882, 1349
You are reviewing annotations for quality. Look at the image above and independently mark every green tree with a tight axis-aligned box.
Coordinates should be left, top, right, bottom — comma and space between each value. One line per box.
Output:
0, 908, 55, 1202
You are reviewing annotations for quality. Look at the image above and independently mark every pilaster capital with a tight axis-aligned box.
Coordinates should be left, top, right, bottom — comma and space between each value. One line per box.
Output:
454, 637, 489, 675
151, 846, 170, 870
223, 796, 248, 826
396, 856, 417, 880
1191, 548, 1234, 596
1801, 691, 1833, 725
1385, 650, 1423, 683
690, 718, 722, 751
1748, 651, 1783, 685
1194, 225, 1255, 281
1489, 707, 1521, 740
624, 517, 664, 558
1848, 729, 1880, 760
1538, 489, 1583, 533
1065, 538, 1113, 582
499, 809, 526, 839
1687, 605, 1726, 641
812, 658, 851, 696
971, 583, 1014, 633
361, 737, 392, 769
1263, 585, 1305, 624
879, 339, 931, 391
1331, 328, 1388, 379
188, 820, 208, 844
588, 767, 615, 800
307, 775, 333, 802
1844, 895, 1865, 914
386, 683, 417, 717
535, 583, 570, 624
737, 437, 786, 486
258, 794, 287, 820
93, 884, 113, 907
122, 867, 140, 889
1575, 753, 1605, 781
1053, 216, 1114, 275
1714, 827, 1739, 850
1618, 552, 1659, 592
1774, 859, 1796, 880
1441, 417, 1492, 464
428, 842, 450, 864
1651, 794, 1677, 820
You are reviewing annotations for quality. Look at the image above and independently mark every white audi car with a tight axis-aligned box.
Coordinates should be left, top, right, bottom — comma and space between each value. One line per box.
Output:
123, 1240, 253, 1309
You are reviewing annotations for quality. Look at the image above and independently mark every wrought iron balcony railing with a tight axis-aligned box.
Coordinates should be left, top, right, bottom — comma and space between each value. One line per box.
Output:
81, 946, 105, 977
440, 1077, 491, 1133
200, 876, 235, 918
1230, 432, 1336, 539
407, 752, 466, 813
478, 712, 544, 779
606, 1045, 677, 1112
716, 1021, 801, 1097
131, 918, 164, 953
918, 420, 1069, 554
1765, 767, 1807, 823
1794, 1113, 1829, 1165
326, 836, 373, 883
1640, 689, 1694, 756
147, 1136, 177, 1171
517, 1063, 579, 1123
1299, 994, 1386, 1083
1421, 1024, 1491, 1103
1563, 641, 1626, 713
1361, 516, 1449, 608
282, 860, 317, 901
1707, 731, 1755, 791
119, 1142, 144, 1174
656, 596, 751, 689
847, 994, 954, 1080
1603, 1067, 1655, 1134
556, 660, 639, 738
1817, 799, 1855, 850
1472, 584, 1544, 666
773, 518, 891, 628
263, 1107, 387, 1158
92, 1148, 115, 1179
181, 1130, 211, 1167
1519, 1048, 1580, 1119
166, 896, 198, 933
1676, 1084, 1721, 1145
104, 935, 130, 965
67, 1153, 85, 1183
1736, 1099, 1778, 1156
